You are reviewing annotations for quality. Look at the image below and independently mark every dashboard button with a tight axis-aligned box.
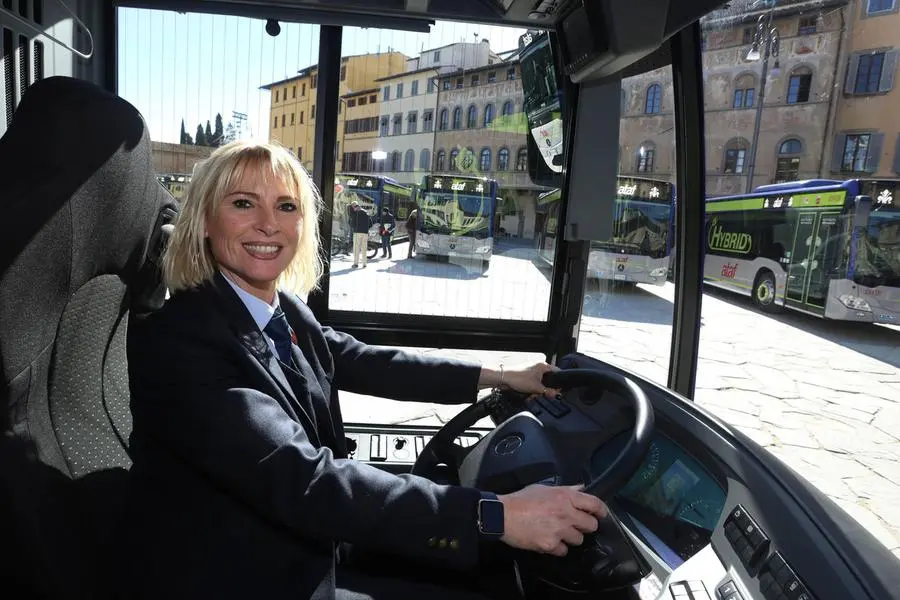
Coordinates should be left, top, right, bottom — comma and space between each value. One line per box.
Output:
718, 581, 737, 598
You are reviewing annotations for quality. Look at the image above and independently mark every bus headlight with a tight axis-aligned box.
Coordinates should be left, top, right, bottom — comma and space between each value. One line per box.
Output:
839, 294, 871, 311
650, 267, 667, 277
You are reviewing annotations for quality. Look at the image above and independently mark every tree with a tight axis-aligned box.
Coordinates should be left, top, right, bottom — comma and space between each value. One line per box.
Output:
204, 120, 213, 146
195, 124, 207, 146
180, 119, 193, 144
213, 113, 224, 147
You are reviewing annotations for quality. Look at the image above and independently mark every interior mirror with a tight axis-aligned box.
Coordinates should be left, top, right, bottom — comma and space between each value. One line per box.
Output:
519, 30, 564, 189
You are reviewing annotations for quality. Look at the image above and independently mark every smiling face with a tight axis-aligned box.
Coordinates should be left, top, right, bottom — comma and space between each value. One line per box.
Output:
205, 166, 302, 303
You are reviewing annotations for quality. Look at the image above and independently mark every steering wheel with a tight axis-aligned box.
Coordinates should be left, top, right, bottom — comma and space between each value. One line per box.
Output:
410, 368, 655, 593
411, 368, 653, 494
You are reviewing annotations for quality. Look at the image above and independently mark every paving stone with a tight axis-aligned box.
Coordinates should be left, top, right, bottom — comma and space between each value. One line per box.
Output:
772, 427, 821, 449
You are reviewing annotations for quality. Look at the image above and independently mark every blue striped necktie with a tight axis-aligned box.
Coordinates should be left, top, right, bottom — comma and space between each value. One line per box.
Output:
264, 306, 293, 364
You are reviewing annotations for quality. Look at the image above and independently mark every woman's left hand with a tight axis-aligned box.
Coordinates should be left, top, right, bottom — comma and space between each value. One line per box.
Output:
501, 362, 560, 398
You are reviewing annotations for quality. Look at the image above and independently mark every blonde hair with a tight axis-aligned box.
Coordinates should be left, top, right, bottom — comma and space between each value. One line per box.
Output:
163, 140, 324, 296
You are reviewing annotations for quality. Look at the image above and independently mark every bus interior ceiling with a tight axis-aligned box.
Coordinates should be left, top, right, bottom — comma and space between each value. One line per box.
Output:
3, 1, 900, 600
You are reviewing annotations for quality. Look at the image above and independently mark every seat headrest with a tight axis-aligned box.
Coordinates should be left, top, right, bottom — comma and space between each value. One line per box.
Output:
0, 76, 177, 384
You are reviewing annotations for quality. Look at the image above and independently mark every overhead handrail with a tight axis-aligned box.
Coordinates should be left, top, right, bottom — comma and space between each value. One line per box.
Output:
0, 0, 93, 60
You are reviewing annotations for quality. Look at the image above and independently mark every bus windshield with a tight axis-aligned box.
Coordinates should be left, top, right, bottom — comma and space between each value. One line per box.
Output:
856, 206, 900, 288
596, 199, 671, 258
419, 192, 492, 238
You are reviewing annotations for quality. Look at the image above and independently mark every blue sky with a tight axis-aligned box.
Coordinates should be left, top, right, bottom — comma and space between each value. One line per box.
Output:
117, 7, 526, 144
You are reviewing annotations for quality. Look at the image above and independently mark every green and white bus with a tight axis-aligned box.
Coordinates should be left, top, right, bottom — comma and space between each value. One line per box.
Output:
536, 176, 676, 285
704, 179, 900, 323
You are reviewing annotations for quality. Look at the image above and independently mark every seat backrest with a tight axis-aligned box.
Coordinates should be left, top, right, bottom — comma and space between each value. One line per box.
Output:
0, 77, 177, 598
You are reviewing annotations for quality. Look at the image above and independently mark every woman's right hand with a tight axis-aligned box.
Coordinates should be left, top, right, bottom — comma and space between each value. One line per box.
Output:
497, 484, 607, 556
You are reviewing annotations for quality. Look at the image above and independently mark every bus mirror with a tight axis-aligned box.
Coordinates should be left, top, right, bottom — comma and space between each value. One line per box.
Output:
520, 30, 565, 189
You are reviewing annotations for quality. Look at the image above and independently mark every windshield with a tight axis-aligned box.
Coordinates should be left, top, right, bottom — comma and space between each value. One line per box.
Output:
420, 192, 492, 238
591, 199, 671, 257
333, 186, 379, 237
855, 207, 900, 287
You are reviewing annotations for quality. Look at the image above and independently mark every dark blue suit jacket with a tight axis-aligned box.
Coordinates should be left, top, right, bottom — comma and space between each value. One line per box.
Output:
119, 273, 485, 599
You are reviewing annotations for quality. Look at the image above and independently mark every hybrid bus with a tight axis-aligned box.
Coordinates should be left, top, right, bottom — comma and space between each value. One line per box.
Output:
704, 178, 900, 323
413, 174, 500, 266
332, 173, 414, 258
536, 176, 676, 285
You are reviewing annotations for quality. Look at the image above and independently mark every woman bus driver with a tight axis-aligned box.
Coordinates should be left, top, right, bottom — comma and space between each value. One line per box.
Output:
120, 140, 607, 600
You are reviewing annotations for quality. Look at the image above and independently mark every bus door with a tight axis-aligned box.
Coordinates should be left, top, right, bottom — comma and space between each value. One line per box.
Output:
785, 210, 842, 313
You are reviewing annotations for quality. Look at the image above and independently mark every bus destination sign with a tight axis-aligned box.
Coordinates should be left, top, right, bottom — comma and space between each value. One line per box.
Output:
337, 175, 378, 189
616, 178, 672, 203
423, 177, 488, 195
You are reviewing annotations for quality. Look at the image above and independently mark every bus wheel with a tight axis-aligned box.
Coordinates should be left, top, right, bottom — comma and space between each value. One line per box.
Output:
752, 271, 778, 312
368, 247, 379, 259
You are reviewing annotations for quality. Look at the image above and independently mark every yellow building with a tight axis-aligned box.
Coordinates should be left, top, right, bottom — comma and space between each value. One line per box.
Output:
339, 88, 381, 173
262, 52, 408, 172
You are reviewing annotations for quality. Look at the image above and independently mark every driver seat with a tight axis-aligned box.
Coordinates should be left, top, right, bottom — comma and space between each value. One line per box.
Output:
0, 77, 177, 598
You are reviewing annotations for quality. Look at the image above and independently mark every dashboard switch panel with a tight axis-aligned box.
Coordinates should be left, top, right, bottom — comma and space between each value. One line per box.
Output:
717, 580, 742, 600
723, 505, 769, 570
760, 552, 814, 600
669, 580, 711, 600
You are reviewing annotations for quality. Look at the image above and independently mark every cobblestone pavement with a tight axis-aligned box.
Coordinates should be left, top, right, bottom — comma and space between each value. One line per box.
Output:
333, 242, 900, 558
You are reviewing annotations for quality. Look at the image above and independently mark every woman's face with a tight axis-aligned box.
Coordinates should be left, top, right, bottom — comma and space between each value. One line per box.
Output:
205, 166, 301, 303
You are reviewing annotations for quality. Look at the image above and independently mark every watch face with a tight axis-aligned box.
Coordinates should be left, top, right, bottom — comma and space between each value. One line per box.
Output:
479, 499, 505, 535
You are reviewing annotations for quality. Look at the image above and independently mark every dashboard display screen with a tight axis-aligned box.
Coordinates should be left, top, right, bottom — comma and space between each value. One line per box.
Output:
590, 433, 726, 567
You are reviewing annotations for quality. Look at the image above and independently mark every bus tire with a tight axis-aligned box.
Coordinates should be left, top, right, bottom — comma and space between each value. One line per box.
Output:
752, 270, 779, 312
368, 246, 379, 259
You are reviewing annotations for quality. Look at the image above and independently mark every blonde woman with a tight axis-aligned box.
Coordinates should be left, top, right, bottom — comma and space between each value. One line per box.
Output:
119, 140, 606, 600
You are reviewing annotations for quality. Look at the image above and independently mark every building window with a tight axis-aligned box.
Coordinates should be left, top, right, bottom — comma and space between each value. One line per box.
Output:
420, 149, 430, 171
439, 109, 449, 131
281, 115, 286, 127
312, 105, 316, 119
442, 79, 452, 91
292, 85, 297, 98
348, 99, 357, 108
456, 77, 464, 89
450, 149, 459, 172
434, 50, 441, 62
428, 77, 437, 93
392, 114, 402, 135
723, 139, 749, 173
515, 147, 527, 171
340, 66, 347, 81
483, 104, 495, 128
452, 107, 462, 129
274, 116, 278, 128
396, 83, 404, 98
380, 116, 389, 136
301, 83, 306, 96
275, 90, 279, 102
841, 134, 871, 172
407, 111, 418, 134
411, 80, 419, 96
798, 17, 817, 34
488, 71, 496, 83
389, 151, 401, 171
479, 148, 491, 171
867, 0, 896, 15
787, 69, 813, 103
311, 75, 317, 88
423, 110, 434, 133
471, 75, 479, 86
370, 94, 376, 103
636, 143, 655, 173
733, 86, 755, 108
466, 105, 477, 128
777, 138, 803, 180
855, 52, 886, 94
290, 113, 295, 125
358, 96, 367, 106
501, 100, 513, 117
297, 147, 302, 161
645, 84, 661, 114
507, 67, 516, 80
383, 86, 391, 101
404, 150, 415, 172
436, 150, 445, 171
497, 147, 510, 171
742, 27, 754, 44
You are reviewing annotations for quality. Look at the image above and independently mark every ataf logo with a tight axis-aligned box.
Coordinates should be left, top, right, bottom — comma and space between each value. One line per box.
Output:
721, 263, 738, 278
708, 217, 752, 254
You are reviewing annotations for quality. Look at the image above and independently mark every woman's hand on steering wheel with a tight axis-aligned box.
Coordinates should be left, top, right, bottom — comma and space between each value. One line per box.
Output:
497, 484, 608, 556
481, 362, 560, 398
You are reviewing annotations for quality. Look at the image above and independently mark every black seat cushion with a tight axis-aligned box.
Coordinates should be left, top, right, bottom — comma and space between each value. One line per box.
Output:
0, 77, 177, 598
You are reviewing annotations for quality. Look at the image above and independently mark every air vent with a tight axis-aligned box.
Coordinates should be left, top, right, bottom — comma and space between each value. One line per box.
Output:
18, 34, 28, 88
33, 40, 42, 81
3, 27, 15, 128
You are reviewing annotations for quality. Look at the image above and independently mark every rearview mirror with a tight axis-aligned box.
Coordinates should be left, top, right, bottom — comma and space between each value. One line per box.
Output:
519, 30, 564, 189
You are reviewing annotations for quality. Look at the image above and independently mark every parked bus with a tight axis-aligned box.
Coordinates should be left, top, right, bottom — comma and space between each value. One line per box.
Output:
413, 174, 500, 267
704, 178, 900, 323
536, 176, 676, 285
332, 174, 414, 258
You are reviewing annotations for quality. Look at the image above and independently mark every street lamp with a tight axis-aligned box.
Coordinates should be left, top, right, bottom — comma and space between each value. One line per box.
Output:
744, 11, 780, 193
